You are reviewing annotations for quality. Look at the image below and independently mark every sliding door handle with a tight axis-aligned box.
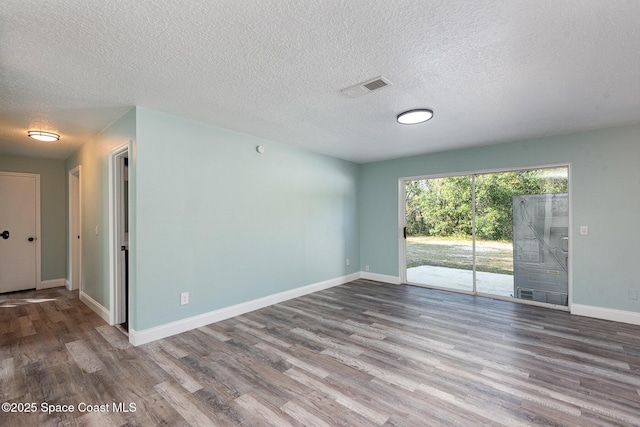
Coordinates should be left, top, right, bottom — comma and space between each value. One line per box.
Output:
403, 227, 407, 239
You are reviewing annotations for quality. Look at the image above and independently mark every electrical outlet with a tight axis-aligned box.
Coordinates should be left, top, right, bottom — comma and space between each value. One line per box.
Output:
180, 292, 189, 305
365, 265, 369, 272
629, 289, 638, 301
346, 258, 350, 266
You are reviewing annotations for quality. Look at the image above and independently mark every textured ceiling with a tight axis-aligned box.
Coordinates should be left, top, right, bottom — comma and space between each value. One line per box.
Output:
1, 0, 639, 163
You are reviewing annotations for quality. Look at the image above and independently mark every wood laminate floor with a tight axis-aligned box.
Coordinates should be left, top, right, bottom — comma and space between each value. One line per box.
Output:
1, 280, 639, 426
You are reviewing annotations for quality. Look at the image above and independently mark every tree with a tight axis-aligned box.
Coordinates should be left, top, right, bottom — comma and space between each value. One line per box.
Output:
405, 180, 428, 235
419, 176, 472, 238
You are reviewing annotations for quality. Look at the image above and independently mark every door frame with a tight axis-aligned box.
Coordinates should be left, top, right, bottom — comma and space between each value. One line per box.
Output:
68, 166, 82, 291
0, 171, 41, 290
109, 144, 129, 326
398, 162, 573, 311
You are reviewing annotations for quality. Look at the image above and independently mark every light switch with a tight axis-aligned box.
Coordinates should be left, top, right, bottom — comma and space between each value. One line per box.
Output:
579, 226, 588, 236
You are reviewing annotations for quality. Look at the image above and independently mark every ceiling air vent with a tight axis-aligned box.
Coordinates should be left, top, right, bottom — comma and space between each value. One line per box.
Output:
340, 76, 391, 98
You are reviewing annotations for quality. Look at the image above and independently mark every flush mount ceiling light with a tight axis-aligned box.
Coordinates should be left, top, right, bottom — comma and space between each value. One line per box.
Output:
396, 109, 434, 125
27, 130, 60, 142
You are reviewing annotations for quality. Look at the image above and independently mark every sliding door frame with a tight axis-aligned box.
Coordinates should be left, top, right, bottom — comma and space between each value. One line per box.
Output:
399, 162, 572, 311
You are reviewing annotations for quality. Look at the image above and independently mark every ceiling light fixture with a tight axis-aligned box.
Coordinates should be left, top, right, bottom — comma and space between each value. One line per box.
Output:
397, 109, 434, 125
27, 130, 60, 142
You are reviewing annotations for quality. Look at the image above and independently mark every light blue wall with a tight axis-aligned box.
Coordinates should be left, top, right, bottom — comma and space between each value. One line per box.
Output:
0, 155, 66, 281
359, 123, 640, 313
66, 104, 638, 330
65, 109, 136, 308
132, 108, 359, 330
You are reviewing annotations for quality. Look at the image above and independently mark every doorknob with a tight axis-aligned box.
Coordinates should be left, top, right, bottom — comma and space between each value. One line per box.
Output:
28, 237, 35, 242
1, 230, 8, 240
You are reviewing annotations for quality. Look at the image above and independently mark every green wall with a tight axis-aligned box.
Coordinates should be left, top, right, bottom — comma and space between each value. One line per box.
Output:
0, 155, 66, 281
132, 108, 360, 330
65, 108, 136, 308
359, 123, 640, 313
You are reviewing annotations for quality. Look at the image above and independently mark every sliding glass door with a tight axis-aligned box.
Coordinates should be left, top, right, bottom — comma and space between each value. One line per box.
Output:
403, 166, 569, 306
405, 176, 474, 293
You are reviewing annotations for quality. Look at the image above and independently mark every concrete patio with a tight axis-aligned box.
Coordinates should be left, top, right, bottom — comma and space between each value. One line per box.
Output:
406, 265, 514, 297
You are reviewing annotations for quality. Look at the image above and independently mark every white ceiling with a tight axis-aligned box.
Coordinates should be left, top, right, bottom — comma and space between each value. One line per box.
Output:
1, 0, 639, 163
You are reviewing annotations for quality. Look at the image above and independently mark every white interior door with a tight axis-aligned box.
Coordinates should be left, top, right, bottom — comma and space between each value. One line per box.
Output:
109, 145, 129, 327
0, 173, 38, 293
69, 167, 81, 291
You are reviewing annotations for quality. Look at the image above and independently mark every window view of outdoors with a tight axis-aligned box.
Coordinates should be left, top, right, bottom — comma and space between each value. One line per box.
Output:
405, 167, 569, 305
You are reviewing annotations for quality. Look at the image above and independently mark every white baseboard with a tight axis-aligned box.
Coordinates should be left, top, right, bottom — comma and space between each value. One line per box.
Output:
80, 291, 111, 324
38, 278, 66, 290
359, 271, 401, 285
129, 272, 360, 346
571, 303, 640, 326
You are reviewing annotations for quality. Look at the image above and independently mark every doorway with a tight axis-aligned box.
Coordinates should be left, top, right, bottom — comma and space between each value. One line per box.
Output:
110, 146, 129, 330
0, 172, 40, 293
402, 165, 569, 308
68, 166, 82, 291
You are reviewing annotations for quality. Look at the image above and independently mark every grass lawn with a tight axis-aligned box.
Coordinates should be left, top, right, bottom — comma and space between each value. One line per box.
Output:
406, 236, 514, 275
